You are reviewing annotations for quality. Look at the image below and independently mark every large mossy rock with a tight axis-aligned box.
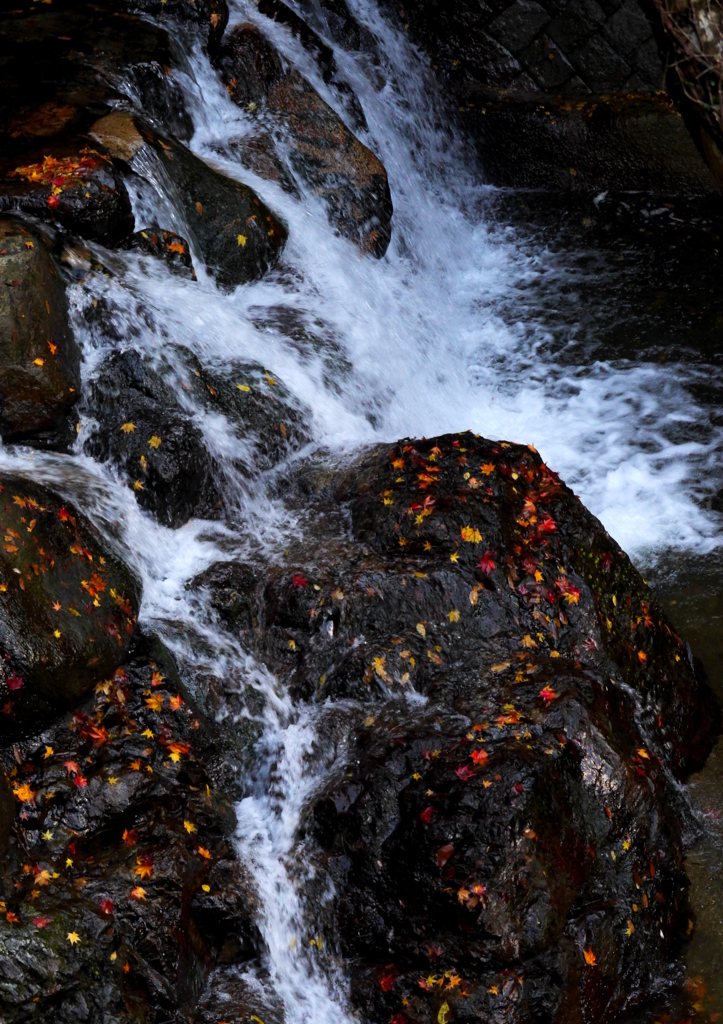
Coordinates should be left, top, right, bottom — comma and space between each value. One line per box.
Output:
0, 633, 256, 1023
92, 111, 287, 289
216, 24, 393, 256
0, 476, 140, 715
0, 220, 80, 449
84, 349, 223, 529
201, 430, 718, 1022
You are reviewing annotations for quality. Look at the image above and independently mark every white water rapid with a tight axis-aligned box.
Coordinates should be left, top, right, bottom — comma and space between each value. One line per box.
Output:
3, 0, 723, 1019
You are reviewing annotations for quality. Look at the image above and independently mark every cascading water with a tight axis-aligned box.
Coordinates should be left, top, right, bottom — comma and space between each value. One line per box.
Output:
3, 0, 723, 1016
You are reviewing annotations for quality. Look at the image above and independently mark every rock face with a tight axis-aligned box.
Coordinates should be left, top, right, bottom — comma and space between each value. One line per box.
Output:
0, 220, 80, 449
92, 112, 287, 289
0, 632, 255, 1023
216, 24, 393, 256
372, 0, 717, 193
123, 228, 196, 279
84, 350, 223, 529
207, 431, 718, 1022
0, 476, 140, 718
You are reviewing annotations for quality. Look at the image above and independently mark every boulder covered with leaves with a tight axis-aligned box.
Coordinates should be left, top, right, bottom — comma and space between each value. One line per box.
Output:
0, 477, 140, 728
0, 632, 256, 1024
201, 430, 718, 1023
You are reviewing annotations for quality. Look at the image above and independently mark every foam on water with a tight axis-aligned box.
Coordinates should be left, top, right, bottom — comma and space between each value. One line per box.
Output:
3, 0, 722, 1017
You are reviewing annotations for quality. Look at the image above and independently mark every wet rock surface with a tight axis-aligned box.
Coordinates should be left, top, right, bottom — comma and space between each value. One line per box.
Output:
122, 228, 196, 280
92, 111, 287, 289
0, 220, 80, 449
209, 431, 718, 1021
216, 23, 393, 256
84, 349, 223, 529
0, 631, 256, 1024
0, 476, 140, 722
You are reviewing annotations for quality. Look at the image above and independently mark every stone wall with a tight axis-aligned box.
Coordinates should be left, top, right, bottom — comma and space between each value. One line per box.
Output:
378, 0, 719, 192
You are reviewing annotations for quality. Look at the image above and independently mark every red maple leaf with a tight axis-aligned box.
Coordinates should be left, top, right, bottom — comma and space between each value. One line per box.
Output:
477, 551, 496, 575
380, 973, 396, 992
291, 574, 308, 589
99, 899, 114, 915
7, 674, 22, 691
455, 764, 473, 781
33, 916, 52, 928
419, 806, 434, 824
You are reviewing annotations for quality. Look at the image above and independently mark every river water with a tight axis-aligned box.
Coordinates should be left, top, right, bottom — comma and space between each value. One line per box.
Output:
7, 0, 723, 1017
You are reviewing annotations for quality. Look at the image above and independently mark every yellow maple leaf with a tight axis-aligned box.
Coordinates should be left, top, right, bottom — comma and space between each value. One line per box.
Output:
13, 783, 36, 803
145, 693, 164, 712
44, 745, 54, 759
416, 622, 426, 637
148, 436, 161, 449
67, 931, 81, 945
134, 858, 153, 880
521, 634, 537, 649
120, 423, 136, 433
236, 383, 250, 392
130, 886, 147, 900
183, 820, 197, 834
460, 526, 482, 543
583, 948, 597, 966
236, 234, 247, 246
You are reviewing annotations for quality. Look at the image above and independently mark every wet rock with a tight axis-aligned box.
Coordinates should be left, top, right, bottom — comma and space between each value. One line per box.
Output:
84, 349, 223, 528
0, 631, 257, 1023
216, 24, 393, 256
178, 355, 312, 473
91, 111, 287, 289
191, 562, 262, 631
0, 147, 133, 246
118, 0, 230, 55
0, 1, 193, 157
257, 0, 367, 128
0, 475, 140, 718
224, 430, 718, 1020
123, 227, 196, 279
0, 219, 80, 449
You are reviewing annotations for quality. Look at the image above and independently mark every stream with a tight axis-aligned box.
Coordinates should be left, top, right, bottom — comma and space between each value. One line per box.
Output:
5, 0, 723, 1017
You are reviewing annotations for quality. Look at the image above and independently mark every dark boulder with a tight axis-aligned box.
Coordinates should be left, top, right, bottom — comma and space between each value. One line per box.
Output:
257, 0, 368, 128
211, 430, 718, 1021
84, 349, 223, 528
216, 24, 393, 256
178, 354, 312, 473
123, 227, 196, 279
0, 219, 80, 449
0, 475, 140, 718
0, 631, 257, 1023
0, 147, 133, 246
0, 0, 193, 158
91, 111, 287, 290
114, 0, 229, 55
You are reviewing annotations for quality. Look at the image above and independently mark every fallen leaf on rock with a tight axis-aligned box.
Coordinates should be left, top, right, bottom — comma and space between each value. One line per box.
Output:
120, 423, 136, 433
13, 783, 36, 803
539, 686, 557, 702
148, 436, 161, 449
198, 846, 212, 859
33, 916, 52, 928
183, 820, 197, 834
583, 948, 596, 966
470, 749, 489, 765
130, 886, 146, 900
419, 806, 434, 824
169, 694, 184, 711
67, 931, 81, 944
99, 899, 113, 915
